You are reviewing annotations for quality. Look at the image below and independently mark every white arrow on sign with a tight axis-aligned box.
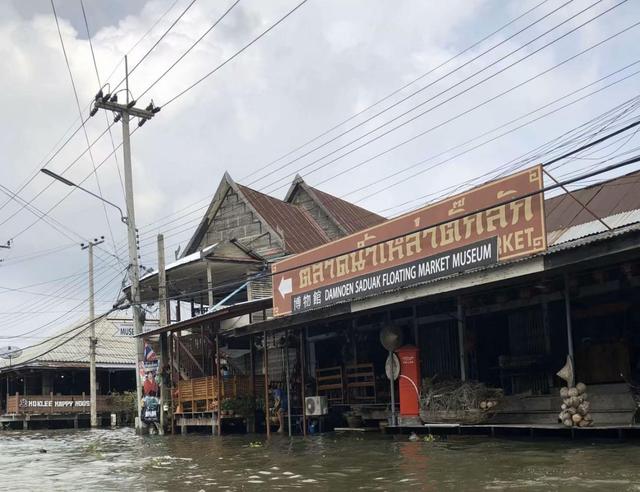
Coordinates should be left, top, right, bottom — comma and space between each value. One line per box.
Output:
278, 277, 292, 299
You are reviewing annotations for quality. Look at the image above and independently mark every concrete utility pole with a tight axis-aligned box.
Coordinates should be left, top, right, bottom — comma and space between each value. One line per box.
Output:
82, 236, 104, 428
92, 56, 159, 430
157, 234, 168, 435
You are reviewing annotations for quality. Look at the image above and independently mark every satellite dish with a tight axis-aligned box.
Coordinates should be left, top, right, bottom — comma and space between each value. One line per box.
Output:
385, 353, 400, 380
380, 326, 403, 352
0, 345, 22, 360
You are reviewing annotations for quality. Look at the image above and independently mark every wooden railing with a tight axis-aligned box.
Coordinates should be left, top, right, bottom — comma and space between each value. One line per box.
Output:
175, 375, 265, 414
5, 393, 131, 415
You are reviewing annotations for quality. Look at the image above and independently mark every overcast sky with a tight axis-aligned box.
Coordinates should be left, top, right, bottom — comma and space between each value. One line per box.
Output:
1, 0, 640, 346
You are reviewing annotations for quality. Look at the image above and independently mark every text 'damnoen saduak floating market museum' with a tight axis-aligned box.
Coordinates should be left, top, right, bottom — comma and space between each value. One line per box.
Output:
130, 166, 640, 439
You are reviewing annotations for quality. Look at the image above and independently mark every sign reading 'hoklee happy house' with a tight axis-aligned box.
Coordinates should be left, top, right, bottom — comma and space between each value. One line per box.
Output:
272, 165, 547, 316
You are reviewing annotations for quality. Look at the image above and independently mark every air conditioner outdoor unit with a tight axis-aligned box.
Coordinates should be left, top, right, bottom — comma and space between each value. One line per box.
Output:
305, 396, 328, 416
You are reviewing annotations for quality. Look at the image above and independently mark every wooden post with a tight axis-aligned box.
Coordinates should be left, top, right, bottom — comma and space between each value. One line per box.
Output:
457, 296, 467, 381
285, 330, 292, 437
564, 274, 574, 358
564, 273, 575, 388
168, 331, 175, 434
201, 326, 206, 375
175, 331, 181, 385
215, 333, 222, 437
264, 331, 271, 438
351, 318, 358, 366
542, 300, 553, 390
300, 329, 307, 436
207, 263, 214, 307
249, 335, 255, 398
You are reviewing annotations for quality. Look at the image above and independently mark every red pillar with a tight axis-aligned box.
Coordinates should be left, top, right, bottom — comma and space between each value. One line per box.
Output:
397, 345, 420, 417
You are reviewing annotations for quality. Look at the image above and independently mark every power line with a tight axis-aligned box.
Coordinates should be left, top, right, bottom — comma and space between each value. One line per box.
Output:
0, 0, 186, 217
0, 121, 116, 233
268, 9, 640, 200
107, 59, 640, 260
138, 0, 241, 99
0, 309, 116, 366
80, 0, 127, 202
132, 154, 640, 307
244, 0, 572, 187
0, 267, 126, 338
7, 126, 129, 241
237, 0, 552, 184
51, 0, 122, 267
384, 110, 640, 216
5, 1, 309, 248
105, 79, 640, 274
347, 67, 640, 206
259, 0, 629, 194
161, 0, 310, 108
0, 260, 120, 332
110, 0, 199, 94
384, 106, 640, 216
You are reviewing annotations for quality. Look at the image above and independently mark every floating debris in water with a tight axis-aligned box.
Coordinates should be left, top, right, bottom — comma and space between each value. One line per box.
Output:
408, 432, 419, 441
424, 434, 436, 442
249, 441, 263, 448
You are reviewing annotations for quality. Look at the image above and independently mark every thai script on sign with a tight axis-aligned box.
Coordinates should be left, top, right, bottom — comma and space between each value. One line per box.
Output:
298, 196, 536, 291
272, 165, 546, 317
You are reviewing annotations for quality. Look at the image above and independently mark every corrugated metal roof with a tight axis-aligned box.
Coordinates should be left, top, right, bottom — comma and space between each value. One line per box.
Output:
306, 185, 387, 234
545, 170, 640, 231
548, 208, 640, 245
0, 317, 146, 371
237, 184, 331, 253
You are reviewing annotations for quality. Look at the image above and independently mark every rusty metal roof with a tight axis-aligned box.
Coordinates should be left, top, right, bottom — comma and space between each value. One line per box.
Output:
305, 185, 387, 234
545, 170, 640, 232
237, 184, 330, 254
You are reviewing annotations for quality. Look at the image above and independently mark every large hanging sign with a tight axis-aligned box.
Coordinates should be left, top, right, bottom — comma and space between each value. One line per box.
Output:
272, 165, 547, 316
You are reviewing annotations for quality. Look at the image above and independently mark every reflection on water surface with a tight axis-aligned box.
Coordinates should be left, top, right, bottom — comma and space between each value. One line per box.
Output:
1, 428, 640, 491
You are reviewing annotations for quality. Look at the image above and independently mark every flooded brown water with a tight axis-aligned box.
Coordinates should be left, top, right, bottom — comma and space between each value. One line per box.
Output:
1, 428, 640, 491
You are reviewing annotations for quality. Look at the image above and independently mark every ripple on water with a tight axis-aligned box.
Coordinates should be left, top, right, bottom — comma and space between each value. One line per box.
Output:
1, 429, 640, 491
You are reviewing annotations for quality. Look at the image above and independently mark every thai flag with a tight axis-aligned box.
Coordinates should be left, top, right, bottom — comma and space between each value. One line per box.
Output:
144, 342, 157, 362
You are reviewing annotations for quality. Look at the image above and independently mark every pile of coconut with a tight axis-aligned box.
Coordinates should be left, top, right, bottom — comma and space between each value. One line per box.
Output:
479, 399, 499, 411
559, 382, 593, 427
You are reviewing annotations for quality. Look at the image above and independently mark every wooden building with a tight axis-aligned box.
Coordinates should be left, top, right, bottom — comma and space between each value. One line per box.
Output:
0, 317, 145, 429
133, 173, 385, 433
137, 170, 640, 437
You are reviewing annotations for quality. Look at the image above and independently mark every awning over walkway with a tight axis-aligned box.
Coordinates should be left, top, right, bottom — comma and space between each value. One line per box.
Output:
229, 222, 640, 337
136, 297, 272, 337
135, 240, 266, 304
